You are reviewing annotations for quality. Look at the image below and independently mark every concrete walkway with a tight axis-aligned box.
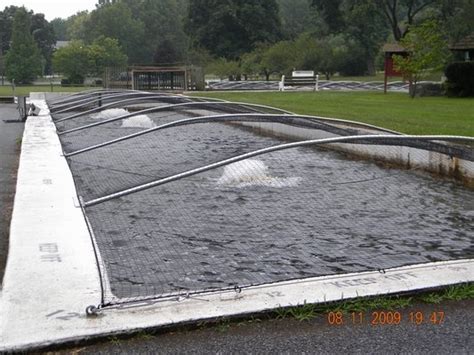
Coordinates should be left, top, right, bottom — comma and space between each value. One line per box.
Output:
0, 104, 24, 286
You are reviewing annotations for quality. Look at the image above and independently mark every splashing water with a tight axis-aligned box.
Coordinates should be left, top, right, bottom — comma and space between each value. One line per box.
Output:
91, 108, 129, 119
217, 159, 301, 188
121, 115, 156, 128
90, 108, 156, 128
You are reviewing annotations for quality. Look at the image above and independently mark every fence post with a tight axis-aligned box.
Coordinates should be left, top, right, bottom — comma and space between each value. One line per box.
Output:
279, 75, 285, 91
315, 74, 319, 92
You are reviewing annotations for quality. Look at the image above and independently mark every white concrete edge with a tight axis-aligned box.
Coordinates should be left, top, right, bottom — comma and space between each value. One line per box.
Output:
235, 121, 474, 183
1, 97, 473, 351
2, 258, 473, 351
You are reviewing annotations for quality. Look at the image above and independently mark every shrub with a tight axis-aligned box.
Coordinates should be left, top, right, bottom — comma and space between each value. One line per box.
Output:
445, 61, 474, 97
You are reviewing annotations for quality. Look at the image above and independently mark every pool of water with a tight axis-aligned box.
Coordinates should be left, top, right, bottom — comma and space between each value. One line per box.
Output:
57, 107, 474, 302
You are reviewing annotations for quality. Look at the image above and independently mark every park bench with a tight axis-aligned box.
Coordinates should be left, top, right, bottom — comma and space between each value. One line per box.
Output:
279, 70, 320, 91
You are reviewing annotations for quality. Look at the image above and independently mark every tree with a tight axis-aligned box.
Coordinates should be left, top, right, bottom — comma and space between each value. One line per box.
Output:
438, 0, 474, 41
0, 6, 18, 56
4, 7, 43, 84
393, 20, 450, 97
53, 38, 127, 83
135, 0, 189, 64
375, 0, 438, 41
186, 0, 282, 60
82, 3, 145, 63
153, 39, 182, 64
88, 36, 128, 76
31, 13, 56, 75
277, 0, 316, 39
207, 57, 241, 80
311, 0, 345, 32
261, 41, 297, 78
52, 41, 90, 83
343, 1, 389, 75
241, 44, 272, 80
64, 1, 191, 65
315, 35, 350, 79
310, 1, 390, 74
66, 11, 90, 40
50, 18, 68, 41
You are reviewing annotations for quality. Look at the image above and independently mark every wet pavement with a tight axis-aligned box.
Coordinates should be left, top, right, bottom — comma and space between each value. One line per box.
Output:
0, 104, 24, 286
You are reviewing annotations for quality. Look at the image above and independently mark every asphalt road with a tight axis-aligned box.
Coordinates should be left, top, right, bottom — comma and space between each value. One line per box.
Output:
0, 104, 471, 354
0, 103, 24, 286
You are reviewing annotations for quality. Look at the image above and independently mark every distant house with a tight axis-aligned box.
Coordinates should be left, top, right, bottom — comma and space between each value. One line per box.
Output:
54, 41, 70, 50
449, 34, 474, 62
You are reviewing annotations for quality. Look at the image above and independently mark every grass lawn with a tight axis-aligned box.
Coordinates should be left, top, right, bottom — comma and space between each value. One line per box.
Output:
0, 85, 96, 96
195, 91, 474, 136
2, 86, 472, 136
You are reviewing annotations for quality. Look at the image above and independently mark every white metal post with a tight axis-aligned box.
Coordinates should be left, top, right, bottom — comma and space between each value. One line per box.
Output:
279, 75, 285, 91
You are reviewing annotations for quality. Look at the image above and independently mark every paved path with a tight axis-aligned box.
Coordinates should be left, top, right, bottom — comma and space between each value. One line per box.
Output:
0, 104, 24, 286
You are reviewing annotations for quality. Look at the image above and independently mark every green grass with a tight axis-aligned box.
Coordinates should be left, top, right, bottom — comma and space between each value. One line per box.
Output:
0, 85, 97, 96
271, 283, 474, 322
195, 91, 474, 136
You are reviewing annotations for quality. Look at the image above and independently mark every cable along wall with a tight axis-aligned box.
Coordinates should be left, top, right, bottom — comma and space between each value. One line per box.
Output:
48, 90, 474, 307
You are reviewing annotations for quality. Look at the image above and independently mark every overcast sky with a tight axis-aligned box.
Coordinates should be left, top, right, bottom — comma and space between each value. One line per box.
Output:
3, 0, 98, 20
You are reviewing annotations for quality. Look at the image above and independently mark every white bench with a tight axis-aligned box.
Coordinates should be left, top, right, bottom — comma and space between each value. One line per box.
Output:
279, 71, 319, 91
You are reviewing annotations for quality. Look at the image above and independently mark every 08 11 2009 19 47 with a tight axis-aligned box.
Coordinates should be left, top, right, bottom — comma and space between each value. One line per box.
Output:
327, 310, 445, 326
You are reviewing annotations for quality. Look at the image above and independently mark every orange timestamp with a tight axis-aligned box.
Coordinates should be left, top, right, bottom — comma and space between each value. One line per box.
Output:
327, 310, 445, 326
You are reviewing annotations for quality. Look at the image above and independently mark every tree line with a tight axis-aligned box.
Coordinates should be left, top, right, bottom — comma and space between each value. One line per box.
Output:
1, 0, 473, 84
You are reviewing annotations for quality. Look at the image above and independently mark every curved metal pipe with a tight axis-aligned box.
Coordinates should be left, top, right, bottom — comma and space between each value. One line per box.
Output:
64, 112, 403, 157
51, 91, 160, 113
48, 89, 136, 107
58, 101, 294, 135
54, 94, 194, 122
83, 135, 473, 207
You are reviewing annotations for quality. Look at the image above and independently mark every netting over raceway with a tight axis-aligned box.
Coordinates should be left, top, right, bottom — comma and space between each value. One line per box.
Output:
48, 90, 474, 308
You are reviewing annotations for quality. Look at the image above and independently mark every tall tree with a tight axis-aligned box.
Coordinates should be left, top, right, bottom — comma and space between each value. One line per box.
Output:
186, 0, 282, 60
393, 20, 450, 97
437, 0, 474, 41
66, 11, 90, 40
311, 0, 441, 40
82, 3, 145, 63
52, 40, 90, 83
31, 13, 56, 74
311, 0, 345, 32
311, 0, 388, 74
343, 1, 389, 75
373, 0, 437, 40
4, 7, 43, 83
0, 6, 19, 56
50, 18, 68, 41
53, 37, 127, 83
136, 0, 189, 64
277, 0, 316, 39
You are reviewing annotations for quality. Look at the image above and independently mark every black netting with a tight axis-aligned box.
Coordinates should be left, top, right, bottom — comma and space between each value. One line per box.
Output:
85, 147, 474, 301
49, 91, 474, 307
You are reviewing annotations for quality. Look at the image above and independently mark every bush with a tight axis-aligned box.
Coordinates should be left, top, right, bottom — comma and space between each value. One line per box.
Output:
61, 76, 84, 86
445, 61, 474, 97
